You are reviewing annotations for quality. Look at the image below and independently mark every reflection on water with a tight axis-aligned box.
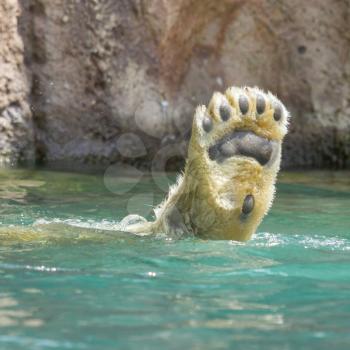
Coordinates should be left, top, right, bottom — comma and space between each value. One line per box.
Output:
0, 168, 349, 350
0, 294, 43, 328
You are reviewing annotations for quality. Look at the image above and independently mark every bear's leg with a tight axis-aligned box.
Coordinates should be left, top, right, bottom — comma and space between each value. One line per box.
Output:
150, 86, 290, 240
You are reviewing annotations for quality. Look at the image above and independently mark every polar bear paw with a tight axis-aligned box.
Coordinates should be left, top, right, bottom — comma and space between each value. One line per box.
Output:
193, 86, 289, 164
184, 86, 290, 240
129, 86, 290, 241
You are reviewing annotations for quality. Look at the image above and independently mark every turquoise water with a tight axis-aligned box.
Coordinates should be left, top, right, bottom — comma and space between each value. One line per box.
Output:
0, 168, 349, 349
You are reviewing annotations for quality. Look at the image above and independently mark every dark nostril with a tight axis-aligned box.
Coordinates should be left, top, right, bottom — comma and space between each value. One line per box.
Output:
242, 194, 254, 215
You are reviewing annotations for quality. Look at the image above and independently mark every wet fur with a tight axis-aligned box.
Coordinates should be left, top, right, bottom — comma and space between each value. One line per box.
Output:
125, 86, 290, 241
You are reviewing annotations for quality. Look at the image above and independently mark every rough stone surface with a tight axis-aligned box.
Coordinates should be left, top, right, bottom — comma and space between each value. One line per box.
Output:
0, 0, 34, 165
1, 0, 350, 168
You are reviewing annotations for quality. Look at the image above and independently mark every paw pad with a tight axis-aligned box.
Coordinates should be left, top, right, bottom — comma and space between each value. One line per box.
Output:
256, 94, 266, 115
195, 86, 289, 166
219, 104, 231, 121
273, 104, 282, 121
202, 114, 213, 132
242, 194, 254, 215
238, 95, 249, 115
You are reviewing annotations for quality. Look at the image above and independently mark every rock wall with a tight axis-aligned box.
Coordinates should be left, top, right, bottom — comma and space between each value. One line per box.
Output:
0, 0, 34, 166
1, 0, 350, 169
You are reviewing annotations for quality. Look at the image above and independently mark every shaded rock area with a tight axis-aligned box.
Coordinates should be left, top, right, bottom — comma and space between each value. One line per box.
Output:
1, 0, 350, 169
0, 0, 34, 166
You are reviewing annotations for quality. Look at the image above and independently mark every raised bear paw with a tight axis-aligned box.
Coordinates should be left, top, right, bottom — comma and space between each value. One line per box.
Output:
153, 87, 290, 240
127, 86, 290, 241
183, 86, 290, 240
193, 87, 288, 166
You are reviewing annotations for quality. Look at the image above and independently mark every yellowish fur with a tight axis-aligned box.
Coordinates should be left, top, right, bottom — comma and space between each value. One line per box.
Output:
128, 86, 290, 241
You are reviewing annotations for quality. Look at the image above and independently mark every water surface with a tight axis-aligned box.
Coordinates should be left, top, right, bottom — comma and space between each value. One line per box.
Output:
0, 169, 349, 349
